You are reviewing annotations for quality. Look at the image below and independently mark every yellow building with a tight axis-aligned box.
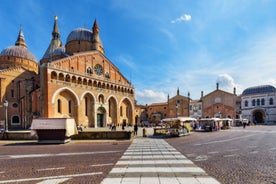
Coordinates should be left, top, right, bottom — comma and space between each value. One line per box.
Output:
0, 27, 39, 130
0, 17, 135, 130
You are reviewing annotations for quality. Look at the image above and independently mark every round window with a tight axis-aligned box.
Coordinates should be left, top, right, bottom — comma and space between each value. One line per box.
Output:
12, 103, 18, 108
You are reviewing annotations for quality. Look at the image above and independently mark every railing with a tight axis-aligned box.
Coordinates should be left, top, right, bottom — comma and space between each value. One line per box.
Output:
51, 79, 134, 97
47, 63, 134, 88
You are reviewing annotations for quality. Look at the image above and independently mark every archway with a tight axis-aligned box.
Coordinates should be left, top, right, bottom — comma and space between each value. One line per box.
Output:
96, 107, 106, 127
108, 97, 117, 126
252, 109, 265, 124
119, 98, 133, 126
54, 89, 78, 122
82, 93, 95, 127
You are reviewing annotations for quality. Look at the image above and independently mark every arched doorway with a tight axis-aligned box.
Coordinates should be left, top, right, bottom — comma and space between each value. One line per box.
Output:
108, 97, 117, 126
54, 89, 78, 121
120, 98, 133, 126
97, 107, 106, 127
252, 109, 265, 124
82, 93, 95, 127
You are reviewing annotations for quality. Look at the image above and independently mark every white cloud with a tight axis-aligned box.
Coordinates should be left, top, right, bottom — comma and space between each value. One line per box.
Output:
135, 89, 167, 105
216, 74, 236, 93
171, 14, 191, 23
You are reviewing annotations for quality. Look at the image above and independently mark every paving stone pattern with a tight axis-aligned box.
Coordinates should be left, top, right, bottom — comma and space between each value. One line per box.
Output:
101, 138, 220, 184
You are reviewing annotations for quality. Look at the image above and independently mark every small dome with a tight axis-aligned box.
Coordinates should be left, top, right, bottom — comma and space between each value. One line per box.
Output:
0, 46, 36, 62
66, 28, 92, 43
52, 46, 66, 56
43, 46, 66, 59
242, 85, 276, 95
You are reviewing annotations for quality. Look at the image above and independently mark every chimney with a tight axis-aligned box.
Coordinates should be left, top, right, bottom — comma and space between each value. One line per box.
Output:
201, 91, 204, 98
216, 82, 219, 90
234, 87, 236, 95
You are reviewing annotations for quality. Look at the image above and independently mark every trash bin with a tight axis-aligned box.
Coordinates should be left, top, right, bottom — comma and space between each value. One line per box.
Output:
143, 128, 147, 137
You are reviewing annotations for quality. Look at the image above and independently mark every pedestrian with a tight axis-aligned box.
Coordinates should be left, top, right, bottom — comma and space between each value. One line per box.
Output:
134, 123, 138, 136
111, 123, 116, 131
243, 121, 246, 128
77, 124, 83, 132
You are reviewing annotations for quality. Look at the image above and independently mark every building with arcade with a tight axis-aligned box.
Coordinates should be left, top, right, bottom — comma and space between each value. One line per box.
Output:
0, 17, 135, 130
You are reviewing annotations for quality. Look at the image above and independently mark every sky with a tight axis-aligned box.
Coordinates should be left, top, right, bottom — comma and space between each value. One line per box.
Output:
0, 0, 276, 105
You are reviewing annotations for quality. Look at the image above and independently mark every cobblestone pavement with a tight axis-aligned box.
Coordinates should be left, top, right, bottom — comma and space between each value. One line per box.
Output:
166, 125, 276, 184
102, 138, 220, 184
0, 140, 131, 184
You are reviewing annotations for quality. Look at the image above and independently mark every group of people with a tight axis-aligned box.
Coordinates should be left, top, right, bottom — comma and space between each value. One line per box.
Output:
77, 122, 139, 135
109, 123, 138, 135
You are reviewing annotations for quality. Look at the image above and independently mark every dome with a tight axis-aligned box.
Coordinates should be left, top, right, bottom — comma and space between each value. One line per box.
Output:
66, 28, 92, 43
52, 46, 66, 56
242, 85, 276, 95
43, 46, 66, 59
0, 46, 36, 62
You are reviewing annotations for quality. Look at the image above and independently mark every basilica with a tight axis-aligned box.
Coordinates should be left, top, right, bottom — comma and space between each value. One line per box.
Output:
0, 17, 135, 130
0, 17, 275, 131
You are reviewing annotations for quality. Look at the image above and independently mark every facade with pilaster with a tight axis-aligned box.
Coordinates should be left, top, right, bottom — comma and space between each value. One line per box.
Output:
0, 17, 135, 130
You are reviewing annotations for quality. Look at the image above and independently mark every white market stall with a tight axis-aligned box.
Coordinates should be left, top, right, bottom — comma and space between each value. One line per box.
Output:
30, 118, 78, 143
159, 117, 197, 136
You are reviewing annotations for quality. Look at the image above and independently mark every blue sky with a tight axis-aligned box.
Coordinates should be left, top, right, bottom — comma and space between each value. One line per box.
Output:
1, 0, 276, 105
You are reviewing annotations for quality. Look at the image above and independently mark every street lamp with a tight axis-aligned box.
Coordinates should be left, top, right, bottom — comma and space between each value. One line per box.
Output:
175, 103, 179, 117
3, 100, 8, 132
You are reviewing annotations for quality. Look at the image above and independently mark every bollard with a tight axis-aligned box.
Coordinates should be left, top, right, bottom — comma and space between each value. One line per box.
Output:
143, 128, 147, 137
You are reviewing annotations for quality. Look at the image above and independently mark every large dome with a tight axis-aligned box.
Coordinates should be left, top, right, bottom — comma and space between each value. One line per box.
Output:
66, 28, 92, 43
242, 85, 276, 95
0, 46, 37, 62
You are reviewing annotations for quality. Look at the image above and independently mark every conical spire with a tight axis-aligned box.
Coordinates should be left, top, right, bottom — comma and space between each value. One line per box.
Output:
92, 19, 99, 33
42, 15, 62, 60
15, 25, 27, 48
92, 19, 104, 54
52, 15, 60, 40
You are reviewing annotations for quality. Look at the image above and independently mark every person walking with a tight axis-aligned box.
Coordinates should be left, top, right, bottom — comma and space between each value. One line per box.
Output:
243, 121, 246, 128
134, 123, 138, 136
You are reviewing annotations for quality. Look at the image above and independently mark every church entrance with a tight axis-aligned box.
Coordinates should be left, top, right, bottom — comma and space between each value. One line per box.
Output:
96, 107, 105, 127
97, 114, 103, 127
253, 110, 265, 124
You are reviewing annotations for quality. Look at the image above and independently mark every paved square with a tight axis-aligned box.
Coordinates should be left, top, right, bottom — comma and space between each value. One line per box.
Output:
101, 138, 220, 184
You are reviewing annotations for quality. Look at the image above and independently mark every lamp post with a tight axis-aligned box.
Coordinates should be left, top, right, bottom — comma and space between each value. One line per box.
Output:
175, 103, 179, 117
3, 100, 8, 132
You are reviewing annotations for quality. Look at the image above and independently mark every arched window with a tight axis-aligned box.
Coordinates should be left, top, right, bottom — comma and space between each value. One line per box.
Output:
11, 89, 14, 98
261, 98, 265, 106
68, 100, 71, 114
98, 95, 104, 104
65, 74, 70, 82
257, 99, 260, 106
85, 97, 88, 116
57, 99, 61, 113
245, 100, 248, 107
87, 67, 92, 75
269, 98, 274, 105
12, 116, 20, 124
252, 99, 256, 106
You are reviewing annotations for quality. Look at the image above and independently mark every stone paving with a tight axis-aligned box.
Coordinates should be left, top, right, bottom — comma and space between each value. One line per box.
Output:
101, 137, 220, 184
